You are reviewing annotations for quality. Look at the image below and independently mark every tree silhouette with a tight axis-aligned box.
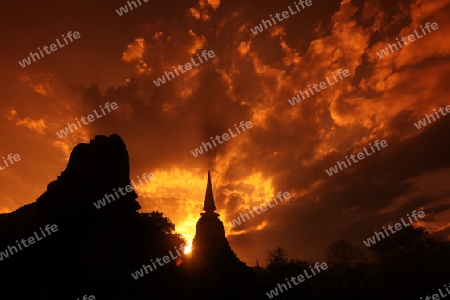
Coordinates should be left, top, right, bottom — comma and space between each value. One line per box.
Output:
325, 239, 369, 269
266, 246, 289, 271
367, 226, 450, 299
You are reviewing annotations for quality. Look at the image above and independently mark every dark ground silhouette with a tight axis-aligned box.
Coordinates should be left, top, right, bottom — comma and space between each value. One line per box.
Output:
0, 134, 449, 300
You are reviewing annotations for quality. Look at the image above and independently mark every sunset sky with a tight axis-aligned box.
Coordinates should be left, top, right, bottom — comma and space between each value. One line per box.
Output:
1, 0, 449, 266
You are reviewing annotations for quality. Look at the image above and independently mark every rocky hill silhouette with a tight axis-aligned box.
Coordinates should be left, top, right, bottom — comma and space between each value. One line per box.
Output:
0, 134, 185, 300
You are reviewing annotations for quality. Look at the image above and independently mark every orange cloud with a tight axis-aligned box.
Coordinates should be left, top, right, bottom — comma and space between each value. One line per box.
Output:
5, 109, 47, 134
18, 72, 57, 97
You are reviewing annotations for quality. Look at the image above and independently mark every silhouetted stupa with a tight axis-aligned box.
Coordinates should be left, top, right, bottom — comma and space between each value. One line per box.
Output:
186, 171, 257, 299
192, 171, 242, 264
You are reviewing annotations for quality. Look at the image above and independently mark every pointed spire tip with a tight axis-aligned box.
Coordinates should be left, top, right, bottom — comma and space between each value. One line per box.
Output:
203, 170, 216, 213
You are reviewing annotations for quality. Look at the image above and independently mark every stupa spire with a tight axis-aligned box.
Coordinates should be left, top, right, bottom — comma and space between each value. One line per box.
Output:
203, 170, 217, 214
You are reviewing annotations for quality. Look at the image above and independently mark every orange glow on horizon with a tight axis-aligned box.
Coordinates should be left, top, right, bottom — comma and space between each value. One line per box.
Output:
134, 168, 275, 243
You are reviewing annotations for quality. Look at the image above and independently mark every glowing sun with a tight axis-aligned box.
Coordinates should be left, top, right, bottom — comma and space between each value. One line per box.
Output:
184, 243, 193, 254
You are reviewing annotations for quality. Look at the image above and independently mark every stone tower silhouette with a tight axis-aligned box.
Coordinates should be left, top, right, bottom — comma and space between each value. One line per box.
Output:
192, 171, 243, 265
187, 171, 257, 298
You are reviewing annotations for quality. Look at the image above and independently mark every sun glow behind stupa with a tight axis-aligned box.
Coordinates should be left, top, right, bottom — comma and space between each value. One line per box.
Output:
183, 243, 193, 254
135, 168, 274, 260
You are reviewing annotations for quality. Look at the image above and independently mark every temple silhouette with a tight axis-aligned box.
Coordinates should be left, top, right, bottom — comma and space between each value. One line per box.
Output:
184, 171, 257, 299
